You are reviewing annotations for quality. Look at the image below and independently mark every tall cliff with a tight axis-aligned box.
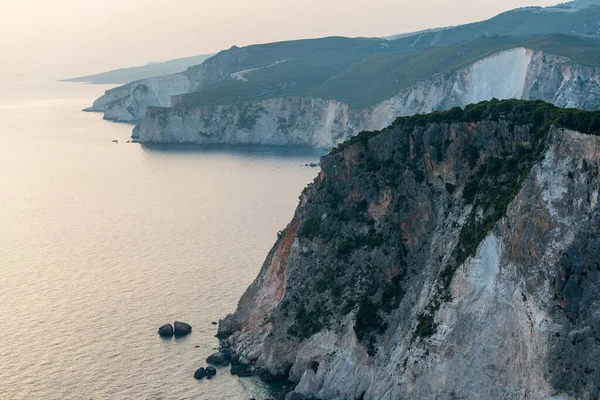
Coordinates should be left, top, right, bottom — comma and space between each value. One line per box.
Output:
135, 48, 600, 147
218, 100, 600, 400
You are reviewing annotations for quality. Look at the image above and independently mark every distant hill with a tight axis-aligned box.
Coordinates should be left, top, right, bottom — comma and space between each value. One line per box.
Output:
558, 0, 600, 8
385, 1, 600, 45
175, 34, 600, 110
62, 54, 214, 84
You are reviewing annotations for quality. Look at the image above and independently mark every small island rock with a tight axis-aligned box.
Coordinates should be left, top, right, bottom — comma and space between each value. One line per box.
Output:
206, 366, 217, 376
158, 324, 174, 337
173, 321, 192, 336
194, 367, 207, 379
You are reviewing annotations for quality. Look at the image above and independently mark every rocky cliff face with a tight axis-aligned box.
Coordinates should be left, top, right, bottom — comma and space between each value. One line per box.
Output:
85, 46, 249, 123
135, 48, 600, 146
218, 100, 600, 399
84, 74, 195, 122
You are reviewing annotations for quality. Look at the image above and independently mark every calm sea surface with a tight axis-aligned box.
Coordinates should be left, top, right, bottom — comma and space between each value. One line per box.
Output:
0, 80, 323, 399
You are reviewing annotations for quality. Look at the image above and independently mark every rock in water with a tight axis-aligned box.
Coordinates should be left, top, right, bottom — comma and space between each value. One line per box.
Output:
158, 324, 174, 337
205, 366, 217, 376
194, 367, 207, 380
206, 352, 225, 365
173, 321, 192, 336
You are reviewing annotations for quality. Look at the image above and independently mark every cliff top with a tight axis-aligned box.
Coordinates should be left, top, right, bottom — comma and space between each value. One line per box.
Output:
334, 99, 600, 153
176, 34, 600, 110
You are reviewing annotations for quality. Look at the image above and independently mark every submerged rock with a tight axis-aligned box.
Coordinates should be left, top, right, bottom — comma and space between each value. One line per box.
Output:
158, 324, 174, 337
173, 321, 192, 336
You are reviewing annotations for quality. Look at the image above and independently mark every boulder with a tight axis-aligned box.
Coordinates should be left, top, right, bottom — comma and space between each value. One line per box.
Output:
220, 347, 235, 360
173, 321, 192, 336
194, 367, 207, 380
158, 324, 174, 337
236, 368, 253, 377
206, 366, 217, 376
206, 352, 226, 365
284, 393, 306, 400
239, 356, 251, 366
231, 363, 252, 376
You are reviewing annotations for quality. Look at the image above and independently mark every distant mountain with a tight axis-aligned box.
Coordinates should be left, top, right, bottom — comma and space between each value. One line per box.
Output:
386, 1, 600, 45
558, 0, 600, 8
383, 28, 447, 41
62, 54, 214, 84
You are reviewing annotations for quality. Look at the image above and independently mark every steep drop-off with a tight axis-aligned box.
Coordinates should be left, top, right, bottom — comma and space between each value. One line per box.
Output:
219, 100, 600, 400
135, 48, 600, 147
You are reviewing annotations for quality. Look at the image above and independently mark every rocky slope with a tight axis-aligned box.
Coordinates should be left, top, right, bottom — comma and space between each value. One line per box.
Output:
218, 100, 600, 399
134, 48, 600, 147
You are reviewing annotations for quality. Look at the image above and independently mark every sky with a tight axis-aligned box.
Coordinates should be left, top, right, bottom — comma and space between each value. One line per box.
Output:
0, 0, 560, 80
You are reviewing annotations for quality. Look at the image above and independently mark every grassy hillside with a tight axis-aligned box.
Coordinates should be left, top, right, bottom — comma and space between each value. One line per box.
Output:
402, 4, 600, 49
175, 34, 600, 110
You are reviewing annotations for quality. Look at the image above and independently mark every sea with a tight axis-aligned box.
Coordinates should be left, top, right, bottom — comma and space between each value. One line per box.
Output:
0, 79, 324, 399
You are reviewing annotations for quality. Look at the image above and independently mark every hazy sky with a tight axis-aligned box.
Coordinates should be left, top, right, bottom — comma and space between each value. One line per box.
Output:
0, 0, 559, 80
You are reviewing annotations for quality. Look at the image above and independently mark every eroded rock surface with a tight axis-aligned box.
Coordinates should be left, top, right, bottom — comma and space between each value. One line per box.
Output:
219, 100, 600, 399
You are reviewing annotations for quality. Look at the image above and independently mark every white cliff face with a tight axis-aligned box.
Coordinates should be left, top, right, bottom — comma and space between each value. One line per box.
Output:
85, 46, 250, 123
136, 48, 600, 146
465, 47, 532, 104
136, 98, 352, 147
85, 74, 195, 122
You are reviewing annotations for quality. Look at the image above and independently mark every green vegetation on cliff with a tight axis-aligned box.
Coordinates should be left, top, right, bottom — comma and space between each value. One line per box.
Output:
282, 99, 600, 354
176, 34, 600, 110
335, 99, 600, 153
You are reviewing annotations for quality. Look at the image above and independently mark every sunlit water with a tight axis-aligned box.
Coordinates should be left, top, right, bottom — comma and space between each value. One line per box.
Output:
0, 80, 323, 399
